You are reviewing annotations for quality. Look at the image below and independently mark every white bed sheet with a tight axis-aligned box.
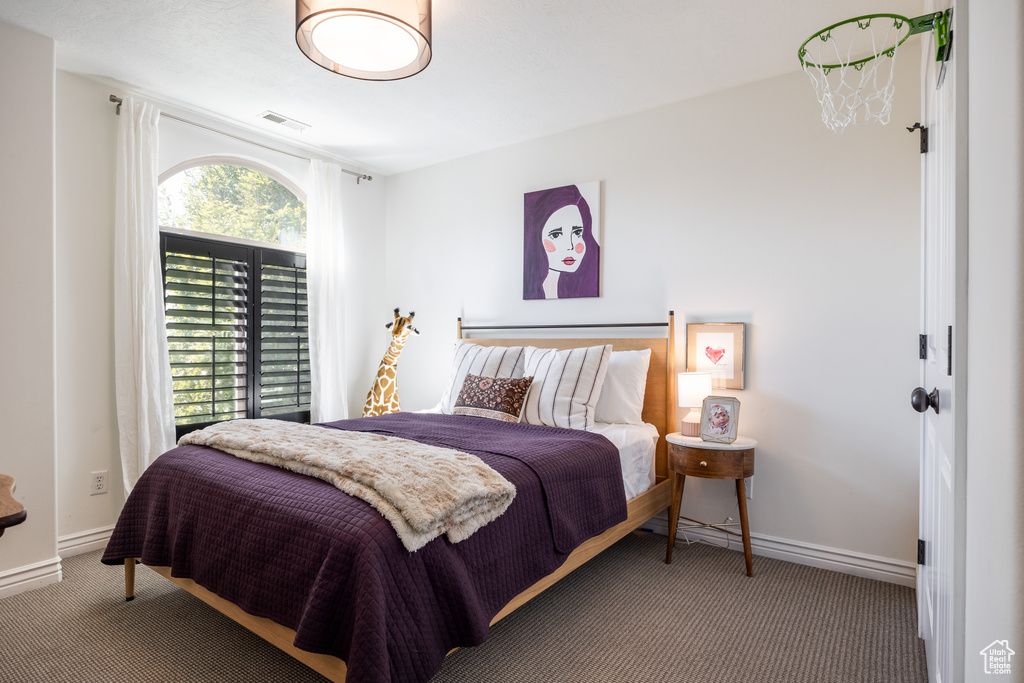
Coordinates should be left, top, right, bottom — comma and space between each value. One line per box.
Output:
589, 421, 659, 500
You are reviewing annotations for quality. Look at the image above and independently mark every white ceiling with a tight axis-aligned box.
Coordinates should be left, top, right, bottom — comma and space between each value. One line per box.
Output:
0, 0, 923, 175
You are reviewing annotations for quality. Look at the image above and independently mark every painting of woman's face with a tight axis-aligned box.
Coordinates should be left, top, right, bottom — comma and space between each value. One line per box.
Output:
523, 181, 600, 301
542, 205, 586, 274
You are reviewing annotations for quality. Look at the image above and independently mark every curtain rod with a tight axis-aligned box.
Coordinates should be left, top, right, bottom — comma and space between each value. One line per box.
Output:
108, 95, 372, 184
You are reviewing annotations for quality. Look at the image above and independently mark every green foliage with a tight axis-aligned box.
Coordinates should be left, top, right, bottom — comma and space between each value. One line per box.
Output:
161, 165, 306, 248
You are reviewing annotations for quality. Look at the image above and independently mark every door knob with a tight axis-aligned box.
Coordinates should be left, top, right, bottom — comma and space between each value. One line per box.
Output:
911, 387, 940, 414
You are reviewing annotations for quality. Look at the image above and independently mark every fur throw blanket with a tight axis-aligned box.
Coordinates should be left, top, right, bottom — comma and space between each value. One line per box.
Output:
178, 419, 516, 551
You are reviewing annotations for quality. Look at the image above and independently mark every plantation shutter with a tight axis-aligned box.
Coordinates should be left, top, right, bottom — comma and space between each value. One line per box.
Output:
162, 232, 310, 437
163, 235, 251, 436
257, 251, 311, 420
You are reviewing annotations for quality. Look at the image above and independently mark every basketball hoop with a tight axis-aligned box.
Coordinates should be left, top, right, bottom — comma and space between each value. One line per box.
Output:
798, 10, 952, 133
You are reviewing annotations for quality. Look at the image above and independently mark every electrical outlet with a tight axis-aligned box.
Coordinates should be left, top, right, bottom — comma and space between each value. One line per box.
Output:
90, 470, 108, 496
744, 476, 753, 499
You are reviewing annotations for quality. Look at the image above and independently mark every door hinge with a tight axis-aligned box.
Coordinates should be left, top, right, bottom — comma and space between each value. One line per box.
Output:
907, 122, 929, 153
947, 326, 953, 376
918, 539, 926, 565
919, 334, 927, 360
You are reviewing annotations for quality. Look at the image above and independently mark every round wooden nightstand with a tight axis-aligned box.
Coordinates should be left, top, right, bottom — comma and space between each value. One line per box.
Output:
664, 433, 757, 576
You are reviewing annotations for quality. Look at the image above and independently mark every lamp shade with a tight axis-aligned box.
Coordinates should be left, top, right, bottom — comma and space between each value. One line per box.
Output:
677, 372, 713, 409
296, 0, 432, 81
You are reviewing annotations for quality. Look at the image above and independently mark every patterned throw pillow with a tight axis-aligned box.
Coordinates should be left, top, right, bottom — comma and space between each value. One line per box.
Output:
453, 373, 534, 423
439, 340, 526, 414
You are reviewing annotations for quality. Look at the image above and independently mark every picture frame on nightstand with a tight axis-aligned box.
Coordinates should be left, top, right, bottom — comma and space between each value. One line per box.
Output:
700, 395, 740, 444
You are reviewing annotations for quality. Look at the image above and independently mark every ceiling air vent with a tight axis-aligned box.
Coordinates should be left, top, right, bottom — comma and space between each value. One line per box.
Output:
258, 110, 310, 132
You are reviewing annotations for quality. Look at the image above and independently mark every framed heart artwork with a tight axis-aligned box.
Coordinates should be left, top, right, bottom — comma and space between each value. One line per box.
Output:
686, 323, 745, 390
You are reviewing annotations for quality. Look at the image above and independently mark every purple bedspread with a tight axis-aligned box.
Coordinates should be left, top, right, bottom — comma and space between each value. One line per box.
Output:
102, 413, 627, 683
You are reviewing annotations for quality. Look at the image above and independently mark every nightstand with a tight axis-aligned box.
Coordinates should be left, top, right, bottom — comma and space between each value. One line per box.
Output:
0, 474, 26, 539
664, 433, 757, 576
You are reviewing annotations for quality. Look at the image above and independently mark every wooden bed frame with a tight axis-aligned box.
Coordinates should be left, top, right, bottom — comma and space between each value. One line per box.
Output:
123, 313, 677, 682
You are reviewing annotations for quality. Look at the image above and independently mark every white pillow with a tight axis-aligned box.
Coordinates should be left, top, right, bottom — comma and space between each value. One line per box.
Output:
594, 349, 651, 425
521, 344, 613, 430
439, 340, 526, 414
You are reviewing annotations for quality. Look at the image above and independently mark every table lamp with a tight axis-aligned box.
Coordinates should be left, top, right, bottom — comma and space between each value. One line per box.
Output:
677, 372, 713, 437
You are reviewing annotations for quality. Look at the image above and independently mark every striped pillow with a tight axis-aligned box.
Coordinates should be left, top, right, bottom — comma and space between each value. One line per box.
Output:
440, 340, 526, 414
521, 345, 613, 430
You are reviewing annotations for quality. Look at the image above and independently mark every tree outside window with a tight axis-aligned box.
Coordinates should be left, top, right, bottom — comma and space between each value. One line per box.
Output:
160, 164, 306, 249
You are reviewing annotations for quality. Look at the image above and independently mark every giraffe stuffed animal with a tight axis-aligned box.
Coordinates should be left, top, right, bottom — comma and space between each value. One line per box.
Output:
362, 309, 420, 417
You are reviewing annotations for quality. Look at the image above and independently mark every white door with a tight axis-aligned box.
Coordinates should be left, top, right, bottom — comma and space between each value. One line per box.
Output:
916, 3, 965, 682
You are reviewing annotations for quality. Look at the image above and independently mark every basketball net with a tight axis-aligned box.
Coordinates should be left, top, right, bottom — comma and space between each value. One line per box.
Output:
799, 16, 911, 133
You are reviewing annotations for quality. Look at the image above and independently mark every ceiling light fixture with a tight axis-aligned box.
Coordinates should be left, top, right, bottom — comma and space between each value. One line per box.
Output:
296, 0, 432, 81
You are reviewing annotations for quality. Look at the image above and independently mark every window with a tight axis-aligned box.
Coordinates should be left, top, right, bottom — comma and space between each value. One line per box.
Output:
160, 162, 309, 437
159, 162, 307, 249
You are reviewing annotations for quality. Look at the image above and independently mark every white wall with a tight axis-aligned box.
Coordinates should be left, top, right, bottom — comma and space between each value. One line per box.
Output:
54, 71, 122, 546
0, 20, 59, 592
51, 73, 388, 548
964, 1, 1024, 679
385, 54, 923, 569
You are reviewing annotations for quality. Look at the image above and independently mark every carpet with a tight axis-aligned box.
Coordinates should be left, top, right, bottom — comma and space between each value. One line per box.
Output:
0, 531, 926, 682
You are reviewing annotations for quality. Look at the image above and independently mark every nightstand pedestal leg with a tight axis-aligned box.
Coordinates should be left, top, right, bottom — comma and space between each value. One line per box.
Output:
736, 478, 753, 577
665, 473, 686, 564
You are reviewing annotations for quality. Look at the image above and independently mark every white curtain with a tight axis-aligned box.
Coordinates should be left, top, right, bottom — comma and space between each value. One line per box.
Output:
113, 97, 176, 493
307, 160, 349, 423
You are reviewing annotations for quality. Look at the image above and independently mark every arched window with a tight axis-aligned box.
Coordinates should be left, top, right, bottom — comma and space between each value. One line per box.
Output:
158, 158, 310, 436
159, 159, 307, 249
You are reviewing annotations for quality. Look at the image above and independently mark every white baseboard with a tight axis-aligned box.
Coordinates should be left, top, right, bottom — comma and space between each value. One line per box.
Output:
0, 556, 63, 599
643, 515, 917, 587
58, 524, 115, 558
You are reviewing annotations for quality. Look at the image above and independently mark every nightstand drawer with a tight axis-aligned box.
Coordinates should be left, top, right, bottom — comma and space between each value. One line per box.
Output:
668, 443, 754, 479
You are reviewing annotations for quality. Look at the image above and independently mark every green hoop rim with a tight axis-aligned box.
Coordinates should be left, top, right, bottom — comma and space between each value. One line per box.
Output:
798, 12, 921, 71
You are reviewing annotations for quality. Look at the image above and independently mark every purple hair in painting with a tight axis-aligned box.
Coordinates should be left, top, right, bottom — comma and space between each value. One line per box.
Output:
523, 184, 600, 300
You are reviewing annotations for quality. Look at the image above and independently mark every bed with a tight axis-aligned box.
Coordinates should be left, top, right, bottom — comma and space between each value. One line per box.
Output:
102, 314, 677, 683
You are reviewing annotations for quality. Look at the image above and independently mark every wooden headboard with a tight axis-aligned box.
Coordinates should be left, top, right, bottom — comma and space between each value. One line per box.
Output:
457, 313, 676, 482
